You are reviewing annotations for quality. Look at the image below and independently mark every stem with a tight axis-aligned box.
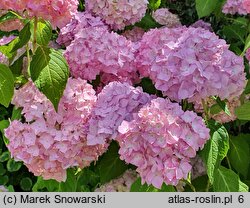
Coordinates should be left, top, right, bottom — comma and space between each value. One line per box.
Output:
33, 17, 38, 52
205, 180, 210, 192
183, 179, 196, 192
202, 99, 209, 122
26, 44, 31, 77
226, 156, 232, 170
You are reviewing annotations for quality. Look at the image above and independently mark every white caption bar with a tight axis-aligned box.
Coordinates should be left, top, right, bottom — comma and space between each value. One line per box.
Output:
0, 192, 249, 208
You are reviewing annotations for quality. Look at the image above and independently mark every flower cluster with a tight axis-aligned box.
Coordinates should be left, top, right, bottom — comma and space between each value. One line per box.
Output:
64, 26, 137, 82
136, 26, 246, 103
57, 11, 107, 47
191, 20, 213, 32
222, 0, 248, 15
87, 81, 152, 145
85, 0, 148, 30
243, 0, 250, 13
5, 78, 108, 182
0, 0, 78, 28
190, 156, 206, 179
117, 98, 210, 188
95, 170, 138, 192
152, 8, 181, 28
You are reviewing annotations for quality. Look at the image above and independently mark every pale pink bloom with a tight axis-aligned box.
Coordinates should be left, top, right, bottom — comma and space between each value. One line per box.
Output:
152, 8, 181, 28
117, 98, 210, 188
85, 0, 148, 30
136, 26, 246, 103
5, 78, 108, 182
222, 0, 248, 15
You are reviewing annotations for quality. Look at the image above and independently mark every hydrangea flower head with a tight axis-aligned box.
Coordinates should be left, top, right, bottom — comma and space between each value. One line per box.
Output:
87, 81, 152, 145
57, 11, 107, 47
117, 98, 210, 188
85, 0, 148, 30
1, 0, 79, 28
222, 0, 248, 15
152, 8, 181, 28
5, 78, 108, 182
64, 27, 137, 82
136, 26, 246, 102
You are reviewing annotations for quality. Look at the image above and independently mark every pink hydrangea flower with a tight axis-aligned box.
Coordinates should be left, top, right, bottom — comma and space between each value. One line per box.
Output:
152, 8, 181, 28
243, 0, 250, 12
136, 26, 246, 102
5, 78, 108, 182
117, 98, 210, 188
191, 20, 213, 32
64, 26, 137, 82
87, 82, 152, 145
85, 0, 148, 30
57, 11, 107, 47
246, 48, 250, 61
222, 0, 248, 15
95, 169, 138, 192
1, 0, 78, 28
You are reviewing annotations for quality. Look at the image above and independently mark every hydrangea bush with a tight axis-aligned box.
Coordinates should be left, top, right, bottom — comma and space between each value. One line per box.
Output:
0, 0, 250, 192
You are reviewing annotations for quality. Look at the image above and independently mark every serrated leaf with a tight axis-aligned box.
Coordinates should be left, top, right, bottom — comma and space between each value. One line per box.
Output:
0, 64, 14, 107
135, 13, 161, 30
76, 169, 100, 192
30, 46, 69, 110
11, 107, 22, 121
196, 0, 219, 18
0, 151, 10, 162
214, 166, 248, 192
200, 120, 229, 184
235, 101, 250, 120
95, 141, 129, 184
130, 178, 176, 192
228, 136, 249, 178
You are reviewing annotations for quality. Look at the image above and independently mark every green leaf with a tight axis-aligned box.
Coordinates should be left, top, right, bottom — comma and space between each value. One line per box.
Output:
95, 141, 129, 184
223, 25, 247, 44
0, 11, 18, 24
135, 13, 161, 30
200, 120, 229, 184
58, 169, 77, 192
76, 169, 100, 192
235, 101, 250, 120
130, 178, 176, 192
0, 151, 10, 162
184, 175, 209, 192
0, 64, 14, 107
149, 0, 161, 10
11, 107, 22, 121
210, 104, 223, 115
30, 46, 69, 110
31, 19, 52, 46
243, 34, 250, 54
195, 0, 219, 18
12, 22, 31, 52
228, 135, 250, 178
0, 163, 6, 175
6, 159, 22, 172
0, 175, 8, 185
7, 185, 15, 192
20, 177, 33, 191
213, 166, 248, 192
212, 96, 231, 116
0, 37, 19, 61
32, 177, 59, 192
